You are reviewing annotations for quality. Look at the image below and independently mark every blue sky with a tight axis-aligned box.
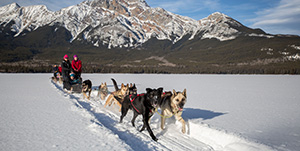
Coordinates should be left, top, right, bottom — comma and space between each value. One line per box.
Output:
1, 0, 299, 35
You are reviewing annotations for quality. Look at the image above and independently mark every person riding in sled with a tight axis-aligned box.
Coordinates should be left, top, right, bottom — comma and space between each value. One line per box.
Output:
58, 65, 62, 74
52, 65, 61, 79
71, 55, 82, 79
70, 72, 80, 85
61, 54, 72, 90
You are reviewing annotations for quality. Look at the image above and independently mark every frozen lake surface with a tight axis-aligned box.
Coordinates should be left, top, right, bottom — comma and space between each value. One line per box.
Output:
1, 74, 299, 151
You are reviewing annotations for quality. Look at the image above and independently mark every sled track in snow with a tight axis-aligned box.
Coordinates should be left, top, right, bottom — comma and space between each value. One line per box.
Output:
51, 81, 275, 151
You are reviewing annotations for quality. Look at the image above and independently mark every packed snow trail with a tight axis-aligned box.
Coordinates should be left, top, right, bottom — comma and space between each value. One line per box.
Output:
52, 81, 213, 151
50, 78, 274, 151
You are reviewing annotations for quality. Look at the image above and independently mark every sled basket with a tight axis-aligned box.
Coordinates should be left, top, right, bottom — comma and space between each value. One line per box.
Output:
72, 84, 82, 93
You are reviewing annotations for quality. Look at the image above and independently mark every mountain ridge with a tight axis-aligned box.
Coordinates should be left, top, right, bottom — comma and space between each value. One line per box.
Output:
0, 0, 300, 74
0, 0, 274, 48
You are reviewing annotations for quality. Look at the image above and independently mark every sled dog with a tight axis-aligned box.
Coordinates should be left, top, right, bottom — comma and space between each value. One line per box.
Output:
158, 89, 187, 133
82, 80, 92, 100
120, 88, 163, 141
51, 76, 63, 84
97, 82, 108, 100
104, 78, 129, 111
128, 83, 137, 95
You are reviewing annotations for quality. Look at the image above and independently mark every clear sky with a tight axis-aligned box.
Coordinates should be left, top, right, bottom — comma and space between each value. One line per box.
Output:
0, 0, 299, 35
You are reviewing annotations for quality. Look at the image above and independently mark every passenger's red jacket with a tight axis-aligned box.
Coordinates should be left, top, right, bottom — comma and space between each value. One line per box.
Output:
58, 66, 62, 73
71, 60, 82, 72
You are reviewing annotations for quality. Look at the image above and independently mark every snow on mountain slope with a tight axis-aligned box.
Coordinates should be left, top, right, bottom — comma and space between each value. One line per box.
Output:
0, 0, 261, 48
0, 3, 55, 37
198, 12, 239, 41
2, 74, 296, 151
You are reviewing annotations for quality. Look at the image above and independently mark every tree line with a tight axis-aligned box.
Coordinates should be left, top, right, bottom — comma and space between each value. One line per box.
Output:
1, 63, 299, 74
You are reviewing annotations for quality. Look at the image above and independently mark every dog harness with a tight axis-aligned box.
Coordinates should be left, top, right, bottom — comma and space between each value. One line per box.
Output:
156, 109, 175, 119
130, 94, 155, 114
129, 94, 145, 114
156, 92, 177, 118
111, 91, 123, 99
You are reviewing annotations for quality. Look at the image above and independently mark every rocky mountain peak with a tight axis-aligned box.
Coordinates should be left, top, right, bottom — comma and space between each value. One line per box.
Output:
3, 2, 20, 9
207, 12, 227, 19
83, 0, 149, 17
0, 1, 270, 48
0, 3, 19, 15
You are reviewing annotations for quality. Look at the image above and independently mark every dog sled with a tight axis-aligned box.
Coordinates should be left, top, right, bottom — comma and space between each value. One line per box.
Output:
71, 83, 82, 93
70, 78, 83, 93
56, 77, 82, 93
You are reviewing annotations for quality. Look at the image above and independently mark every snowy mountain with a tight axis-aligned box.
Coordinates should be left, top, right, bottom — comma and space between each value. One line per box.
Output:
0, 3, 55, 37
1, 0, 300, 74
0, 0, 266, 48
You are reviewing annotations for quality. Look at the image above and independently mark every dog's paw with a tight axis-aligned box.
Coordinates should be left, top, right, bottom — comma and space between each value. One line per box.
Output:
152, 137, 158, 142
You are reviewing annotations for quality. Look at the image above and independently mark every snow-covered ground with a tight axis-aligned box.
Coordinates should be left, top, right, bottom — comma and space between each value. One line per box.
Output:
1, 74, 299, 151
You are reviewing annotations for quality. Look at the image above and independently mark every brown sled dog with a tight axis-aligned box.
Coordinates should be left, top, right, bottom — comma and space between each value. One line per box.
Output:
97, 82, 108, 100
158, 89, 187, 133
51, 76, 63, 84
104, 78, 129, 111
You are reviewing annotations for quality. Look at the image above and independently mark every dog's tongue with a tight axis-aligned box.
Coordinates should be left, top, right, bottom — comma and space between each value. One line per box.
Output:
179, 108, 183, 111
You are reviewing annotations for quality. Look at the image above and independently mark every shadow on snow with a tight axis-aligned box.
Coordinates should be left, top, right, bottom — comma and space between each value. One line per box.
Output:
183, 108, 226, 121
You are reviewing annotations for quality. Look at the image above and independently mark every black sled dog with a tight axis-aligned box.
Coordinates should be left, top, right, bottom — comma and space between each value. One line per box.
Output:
119, 88, 163, 141
82, 80, 92, 100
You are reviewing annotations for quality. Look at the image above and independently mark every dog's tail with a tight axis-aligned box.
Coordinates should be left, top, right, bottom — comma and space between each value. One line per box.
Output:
111, 78, 119, 91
